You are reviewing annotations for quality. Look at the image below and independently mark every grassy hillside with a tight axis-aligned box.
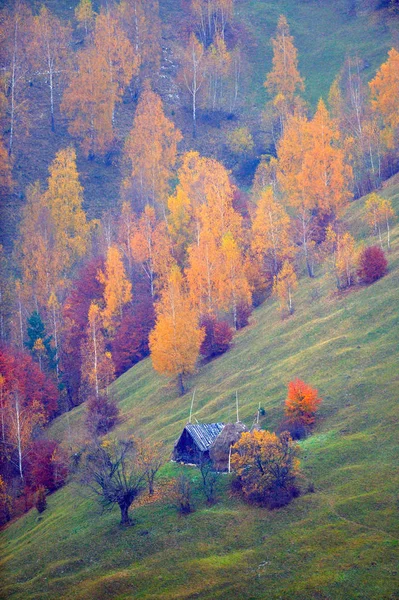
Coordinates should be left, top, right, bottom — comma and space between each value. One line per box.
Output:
1, 182, 399, 600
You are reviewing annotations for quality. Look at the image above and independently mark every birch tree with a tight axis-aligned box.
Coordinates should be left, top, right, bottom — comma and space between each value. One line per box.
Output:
30, 6, 72, 132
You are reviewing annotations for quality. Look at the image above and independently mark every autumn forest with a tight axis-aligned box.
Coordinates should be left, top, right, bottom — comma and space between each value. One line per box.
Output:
0, 0, 399, 598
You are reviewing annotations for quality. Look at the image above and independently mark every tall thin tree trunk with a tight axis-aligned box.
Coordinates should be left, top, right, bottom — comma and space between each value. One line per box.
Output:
14, 393, 23, 481
177, 373, 184, 396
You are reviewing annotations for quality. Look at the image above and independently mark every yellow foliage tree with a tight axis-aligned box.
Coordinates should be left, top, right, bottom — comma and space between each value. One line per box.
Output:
231, 429, 300, 506
178, 33, 206, 137
364, 193, 396, 249
205, 31, 231, 110
303, 99, 352, 219
277, 102, 351, 277
336, 232, 357, 289
118, 0, 161, 84
44, 147, 92, 285
149, 267, 205, 395
75, 0, 95, 35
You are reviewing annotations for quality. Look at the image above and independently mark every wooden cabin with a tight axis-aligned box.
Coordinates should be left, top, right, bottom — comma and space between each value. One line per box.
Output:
172, 423, 224, 465
209, 422, 248, 471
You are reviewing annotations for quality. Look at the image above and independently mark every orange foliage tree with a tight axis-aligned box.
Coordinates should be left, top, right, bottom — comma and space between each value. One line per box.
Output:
277, 102, 352, 277
62, 10, 138, 157
149, 266, 205, 395
264, 15, 305, 136
369, 48, 399, 150
285, 378, 322, 429
251, 186, 294, 277
123, 85, 182, 216
130, 204, 174, 297
118, 0, 161, 86
98, 245, 132, 333
231, 429, 300, 507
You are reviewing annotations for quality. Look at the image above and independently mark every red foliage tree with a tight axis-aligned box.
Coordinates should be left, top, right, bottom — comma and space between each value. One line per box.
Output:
0, 347, 58, 419
285, 379, 322, 430
111, 299, 155, 377
357, 245, 388, 284
0, 346, 58, 480
199, 315, 233, 358
62, 257, 105, 406
27, 439, 68, 492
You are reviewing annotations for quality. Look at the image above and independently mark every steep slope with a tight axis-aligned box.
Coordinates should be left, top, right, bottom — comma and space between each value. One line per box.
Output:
1, 182, 398, 599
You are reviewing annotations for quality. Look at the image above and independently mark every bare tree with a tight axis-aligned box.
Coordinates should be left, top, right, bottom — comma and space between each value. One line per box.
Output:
81, 438, 147, 526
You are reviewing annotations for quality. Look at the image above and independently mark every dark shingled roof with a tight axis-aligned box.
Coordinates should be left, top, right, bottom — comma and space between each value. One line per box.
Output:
184, 423, 224, 452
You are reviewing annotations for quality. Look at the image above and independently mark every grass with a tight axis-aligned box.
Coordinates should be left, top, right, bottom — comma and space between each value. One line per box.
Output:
1, 181, 399, 599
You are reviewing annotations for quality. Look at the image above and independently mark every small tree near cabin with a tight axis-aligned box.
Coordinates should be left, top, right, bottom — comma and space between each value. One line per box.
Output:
81, 438, 147, 526
136, 437, 164, 496
231, 430, 300, 508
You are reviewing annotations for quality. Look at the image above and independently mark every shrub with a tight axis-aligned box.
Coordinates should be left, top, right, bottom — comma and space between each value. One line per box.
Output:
227, 126, 254, 156
236, 302, 253, 329
35, 486, 47, 514
86, 393, 119, 437
200, 315, 233, 358
357, 245, 388, 284
174, 474, 192, 514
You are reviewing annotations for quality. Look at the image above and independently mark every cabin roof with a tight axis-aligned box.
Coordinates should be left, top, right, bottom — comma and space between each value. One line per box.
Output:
183, 423, 224, 452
